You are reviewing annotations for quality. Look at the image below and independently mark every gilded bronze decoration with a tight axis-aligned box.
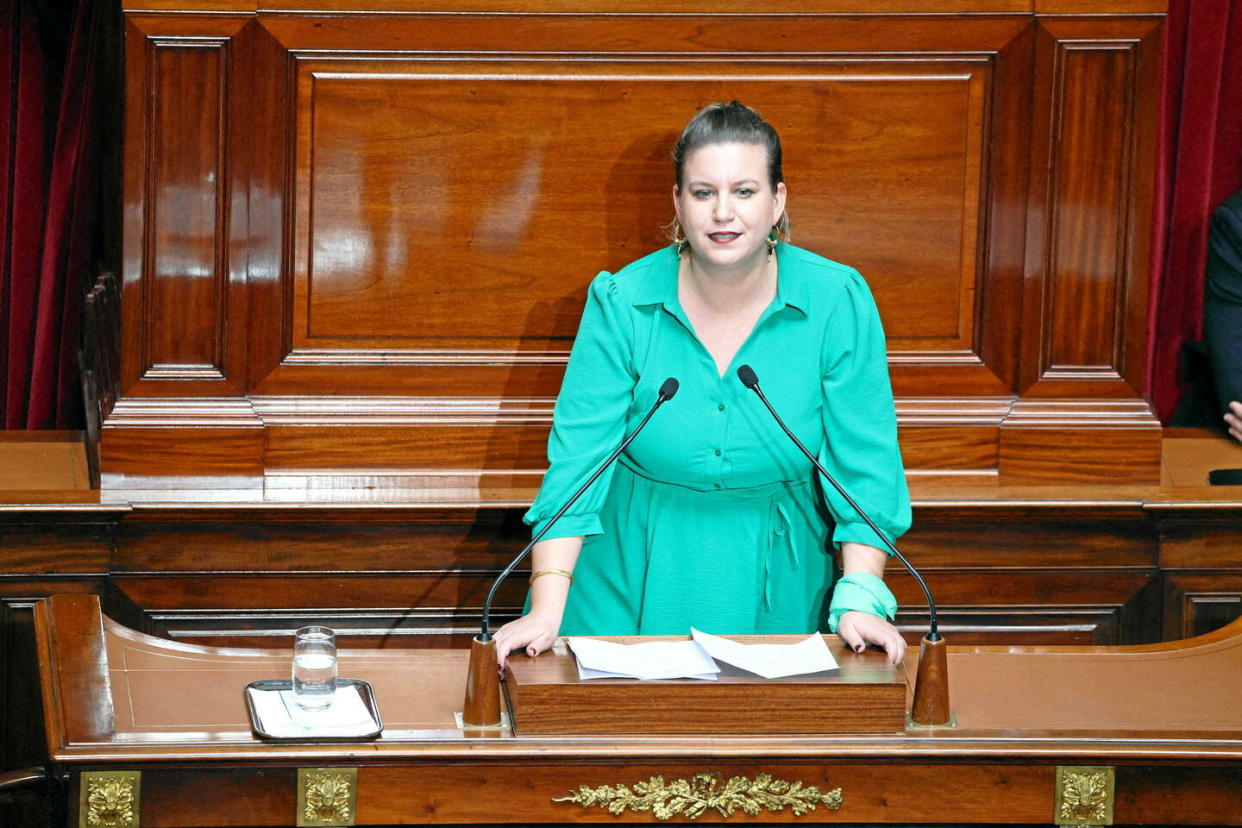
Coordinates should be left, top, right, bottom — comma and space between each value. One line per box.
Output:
553, 771, 843, 820
80, 771, 141, 828
1055, 766, 1115, 827
297, 768, 358, 827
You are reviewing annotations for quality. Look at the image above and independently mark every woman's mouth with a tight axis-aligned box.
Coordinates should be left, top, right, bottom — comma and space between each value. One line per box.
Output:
707, 232, 741, 244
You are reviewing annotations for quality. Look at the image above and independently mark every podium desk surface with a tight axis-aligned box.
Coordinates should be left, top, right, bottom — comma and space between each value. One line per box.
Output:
35, 594, 1242, 763
31, 594, 1242, 827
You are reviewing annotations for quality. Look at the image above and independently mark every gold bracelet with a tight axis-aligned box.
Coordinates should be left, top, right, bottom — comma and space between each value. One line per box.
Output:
529, 568, 574, 585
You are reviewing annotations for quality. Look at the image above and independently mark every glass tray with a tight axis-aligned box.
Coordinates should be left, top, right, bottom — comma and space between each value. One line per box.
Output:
244, 678, 383, 742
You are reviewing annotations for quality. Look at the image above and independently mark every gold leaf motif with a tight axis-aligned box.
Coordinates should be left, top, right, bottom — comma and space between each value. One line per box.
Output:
1055, 766, 1115, 826
554, 771, 843, 820
1058, 771, 1107, 822
85, 776, 137, 828
304, 772, 353, 824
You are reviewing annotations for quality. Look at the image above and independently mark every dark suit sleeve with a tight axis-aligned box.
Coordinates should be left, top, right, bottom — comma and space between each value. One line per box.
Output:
1205, 192, 1242, 414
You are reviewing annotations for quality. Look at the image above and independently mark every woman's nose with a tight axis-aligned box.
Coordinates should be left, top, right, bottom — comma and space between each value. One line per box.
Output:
713, 196, 733, 222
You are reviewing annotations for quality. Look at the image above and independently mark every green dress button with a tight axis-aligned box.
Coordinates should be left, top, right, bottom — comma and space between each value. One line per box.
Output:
714, 449, 722, 456
718, 403, 726, 411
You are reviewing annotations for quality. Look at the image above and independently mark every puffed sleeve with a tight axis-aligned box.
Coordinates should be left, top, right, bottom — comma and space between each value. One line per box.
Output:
817, 271, 912, 551
523, 272, 637, 540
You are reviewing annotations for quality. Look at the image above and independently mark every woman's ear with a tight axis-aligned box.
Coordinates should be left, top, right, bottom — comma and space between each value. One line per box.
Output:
773, 181, 788, 225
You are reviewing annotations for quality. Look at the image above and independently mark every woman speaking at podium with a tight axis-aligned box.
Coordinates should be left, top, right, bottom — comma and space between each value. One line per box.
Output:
495, 102, 912, 667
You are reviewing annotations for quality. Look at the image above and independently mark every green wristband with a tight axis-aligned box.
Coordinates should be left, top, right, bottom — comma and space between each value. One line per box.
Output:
827, 572, 898, 633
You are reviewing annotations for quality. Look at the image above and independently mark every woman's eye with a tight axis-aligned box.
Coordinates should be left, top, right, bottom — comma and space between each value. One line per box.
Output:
736, 188, 754, 198
693, 190, 713, 199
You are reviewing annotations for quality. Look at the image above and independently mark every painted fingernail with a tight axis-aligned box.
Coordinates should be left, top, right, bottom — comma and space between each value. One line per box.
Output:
855, 644, 864, 653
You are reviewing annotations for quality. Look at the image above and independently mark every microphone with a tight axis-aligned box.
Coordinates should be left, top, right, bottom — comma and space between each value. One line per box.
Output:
736, 364, 951, 726
462, 376, 679, 726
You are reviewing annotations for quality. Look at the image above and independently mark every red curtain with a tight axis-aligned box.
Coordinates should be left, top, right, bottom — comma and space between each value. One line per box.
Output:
0, 0, 103, 429
1147, 0, 1242, 422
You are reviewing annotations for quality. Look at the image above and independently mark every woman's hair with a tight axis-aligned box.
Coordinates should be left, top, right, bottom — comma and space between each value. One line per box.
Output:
671, 100, 790, 241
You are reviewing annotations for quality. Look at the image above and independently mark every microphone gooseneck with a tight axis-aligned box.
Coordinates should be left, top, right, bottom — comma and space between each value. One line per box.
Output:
735, 364, 940, 641
477, 376, 680, 642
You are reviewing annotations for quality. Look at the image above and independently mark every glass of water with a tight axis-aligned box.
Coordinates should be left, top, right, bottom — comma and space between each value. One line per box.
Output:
292, 626, 337, 710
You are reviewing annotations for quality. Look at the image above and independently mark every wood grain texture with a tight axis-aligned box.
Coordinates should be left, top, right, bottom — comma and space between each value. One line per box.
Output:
1019, 16, 1161, 399
28, 595, 1242, 828
999, 400, 1162, 484
146, 39, 227, 376
1000, 426, 1162, 484
1113, 766, 1242, 826
1162, 573, 1242, 642
100, 427, 263, 478
121, 16, 249, 400
104, 3, 1165, 484
284, 59, 987, 354
33, 596, 115, 748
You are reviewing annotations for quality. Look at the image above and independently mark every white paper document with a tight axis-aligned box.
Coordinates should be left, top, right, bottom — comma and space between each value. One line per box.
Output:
566, 637, 720, 681
247, 684, 377, 738
691, 628, 838, 679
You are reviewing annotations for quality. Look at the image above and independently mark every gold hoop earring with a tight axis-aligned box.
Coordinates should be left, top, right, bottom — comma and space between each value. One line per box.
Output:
671, 220, 688, 255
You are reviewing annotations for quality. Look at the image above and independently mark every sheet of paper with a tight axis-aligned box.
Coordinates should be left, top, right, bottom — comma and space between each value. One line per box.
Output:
567, 637, 720, 681
691, 628, 838, 679
247, 684, 377, 738
575, 664, 718, 681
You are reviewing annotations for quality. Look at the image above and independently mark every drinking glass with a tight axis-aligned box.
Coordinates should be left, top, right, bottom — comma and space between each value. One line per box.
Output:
292, 626, 337, 710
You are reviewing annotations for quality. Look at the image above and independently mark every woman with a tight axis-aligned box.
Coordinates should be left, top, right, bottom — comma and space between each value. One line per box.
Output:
495, 102, 911, 667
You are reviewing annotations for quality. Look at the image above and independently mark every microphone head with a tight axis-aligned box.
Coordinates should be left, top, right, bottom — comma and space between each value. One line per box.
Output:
658, 377, 680, 401
736, 364, 759, 389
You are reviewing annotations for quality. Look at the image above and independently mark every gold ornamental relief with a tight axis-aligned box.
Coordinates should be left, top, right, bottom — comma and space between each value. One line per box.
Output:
297, 768, 358, 827
80, 771, 141, 828
554, 771, 843, 820
1055, 766, 1115, 827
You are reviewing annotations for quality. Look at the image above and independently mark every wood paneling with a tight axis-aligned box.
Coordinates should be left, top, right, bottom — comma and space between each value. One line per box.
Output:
121, 16, 249, 398
1020, 16, 1161, 398
102, 3, 1165, 485
999, 400, 1162, 484
1163, 573, 1242, 641
146, 38, 228, 375
280, 59, 989, 363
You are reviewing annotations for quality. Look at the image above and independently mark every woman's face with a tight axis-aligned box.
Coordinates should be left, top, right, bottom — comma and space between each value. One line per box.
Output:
674, 141, 787, 274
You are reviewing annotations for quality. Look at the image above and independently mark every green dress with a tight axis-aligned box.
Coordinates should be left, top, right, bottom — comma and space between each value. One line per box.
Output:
524, 243, 911, 636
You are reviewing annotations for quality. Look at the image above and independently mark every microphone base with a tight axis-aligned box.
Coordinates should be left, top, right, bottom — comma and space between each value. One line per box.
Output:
910, 633, 952, 727
462, 635, 502, 727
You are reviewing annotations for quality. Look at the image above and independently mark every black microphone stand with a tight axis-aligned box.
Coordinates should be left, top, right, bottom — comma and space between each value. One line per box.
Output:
462, 378, 679, 727
736, 364, 951, 726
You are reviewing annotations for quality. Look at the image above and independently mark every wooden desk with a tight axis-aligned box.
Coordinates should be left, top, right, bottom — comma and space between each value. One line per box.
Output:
34, 594, 1242, 827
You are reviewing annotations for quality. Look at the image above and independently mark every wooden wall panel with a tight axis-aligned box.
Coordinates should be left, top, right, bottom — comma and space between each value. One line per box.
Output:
146, 40, 227, 375
1020, 17, 1161, 397
103, 4, 1166, 485
891, 570, 1160, 645
266, 59, 994, 388
120, 16, 249, 398
1163, 574, 1242, 641
1043, 43, 1131, 375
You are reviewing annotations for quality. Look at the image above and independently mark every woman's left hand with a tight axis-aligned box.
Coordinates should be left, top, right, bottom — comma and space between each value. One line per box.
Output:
836, 610, 907, 665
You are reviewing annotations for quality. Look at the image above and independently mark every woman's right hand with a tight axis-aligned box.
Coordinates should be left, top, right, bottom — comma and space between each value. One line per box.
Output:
493, 609, 562, 671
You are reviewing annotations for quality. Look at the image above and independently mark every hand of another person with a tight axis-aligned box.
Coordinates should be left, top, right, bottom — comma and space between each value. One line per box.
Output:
492, 610, 562, 672
836, 610, 907, 665
1226, 401, 1242, 443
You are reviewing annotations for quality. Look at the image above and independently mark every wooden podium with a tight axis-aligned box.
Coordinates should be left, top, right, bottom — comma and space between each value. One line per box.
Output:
504, 635, 907, 736
29, 593, 1242, 826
